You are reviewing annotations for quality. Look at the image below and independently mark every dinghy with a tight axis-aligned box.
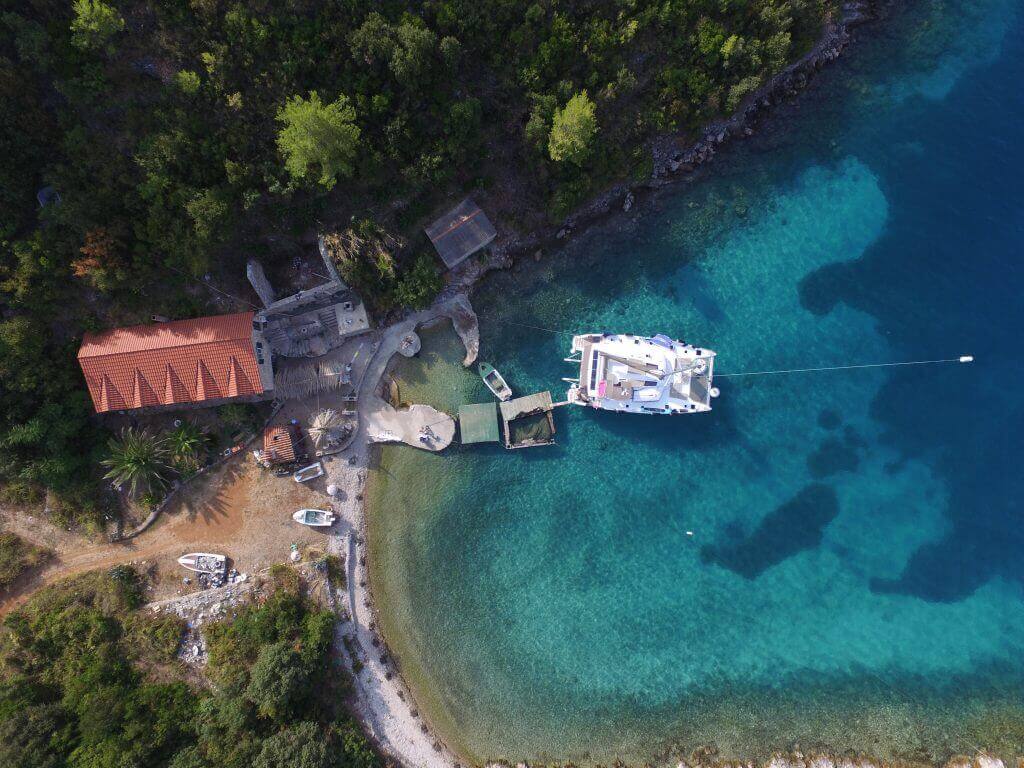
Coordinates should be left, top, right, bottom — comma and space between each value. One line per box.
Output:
292, 508, 336, 527
478, 362, 512, 401
293, 462, 324, 483
177, 552, 227, 574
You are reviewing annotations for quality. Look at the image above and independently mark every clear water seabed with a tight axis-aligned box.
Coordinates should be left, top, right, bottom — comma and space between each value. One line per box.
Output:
368, 1, 1024, 764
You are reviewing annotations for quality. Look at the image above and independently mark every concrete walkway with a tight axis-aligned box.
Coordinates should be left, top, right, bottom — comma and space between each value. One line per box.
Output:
355, 295, 478, 453
363, 398, 454, 452
316, 295, 478, 768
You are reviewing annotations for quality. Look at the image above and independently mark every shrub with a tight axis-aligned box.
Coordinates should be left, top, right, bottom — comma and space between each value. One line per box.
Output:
216, 403, 260, 440
390, 253, 442, 309
0, 532, 50, 591
245, 641, 310, 721
253, 721, 330, 768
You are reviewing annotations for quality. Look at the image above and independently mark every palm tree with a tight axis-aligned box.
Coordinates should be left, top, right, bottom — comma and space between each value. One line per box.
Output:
167, 420, 209, 471
102, 427, 171, 497
308, 409, 342, 448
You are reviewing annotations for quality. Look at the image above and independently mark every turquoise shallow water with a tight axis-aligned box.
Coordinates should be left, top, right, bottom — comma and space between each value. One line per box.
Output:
368, 1, 1024, 763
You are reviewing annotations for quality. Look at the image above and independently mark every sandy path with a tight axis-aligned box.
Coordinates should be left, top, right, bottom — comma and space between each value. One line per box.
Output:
1, 455, 329, 615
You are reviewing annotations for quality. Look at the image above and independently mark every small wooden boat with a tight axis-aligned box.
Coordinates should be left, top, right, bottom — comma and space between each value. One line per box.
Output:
478, 362, 512, 401
293, 462, 324, 483
292, 508, 336, 527
177, 552, 227, 574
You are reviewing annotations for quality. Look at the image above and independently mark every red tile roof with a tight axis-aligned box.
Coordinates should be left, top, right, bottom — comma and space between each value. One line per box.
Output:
78, 312, 264, 413
262, 425, 300, 465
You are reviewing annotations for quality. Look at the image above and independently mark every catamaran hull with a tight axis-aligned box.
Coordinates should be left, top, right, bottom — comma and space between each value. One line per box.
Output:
566, 333, 717, 415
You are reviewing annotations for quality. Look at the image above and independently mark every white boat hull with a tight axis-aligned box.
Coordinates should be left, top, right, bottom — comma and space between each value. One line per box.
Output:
292, 509, 336, 527
177, 552, 227, 574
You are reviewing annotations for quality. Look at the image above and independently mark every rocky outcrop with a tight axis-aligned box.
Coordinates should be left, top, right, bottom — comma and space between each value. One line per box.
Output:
446, 294, 480, 366
646, 1, 874, 183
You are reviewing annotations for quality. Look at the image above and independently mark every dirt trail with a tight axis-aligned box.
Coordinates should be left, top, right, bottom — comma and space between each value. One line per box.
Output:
1, 452, 334, 615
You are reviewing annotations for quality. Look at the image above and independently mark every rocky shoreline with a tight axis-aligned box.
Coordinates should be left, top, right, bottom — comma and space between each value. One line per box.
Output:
481, 750, 1021, 768
351, 4, 1022, 768
677, 751, 1019, 768
441, 0, 878, 301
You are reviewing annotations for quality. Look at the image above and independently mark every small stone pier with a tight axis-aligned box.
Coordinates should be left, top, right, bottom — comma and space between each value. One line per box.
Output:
363, 397, 454, 452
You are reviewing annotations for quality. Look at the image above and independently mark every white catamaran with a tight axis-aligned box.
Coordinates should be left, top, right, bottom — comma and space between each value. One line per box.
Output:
564, 333, 718, 415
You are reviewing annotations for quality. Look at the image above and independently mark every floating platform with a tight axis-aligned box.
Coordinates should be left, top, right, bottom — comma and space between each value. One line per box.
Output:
459, 402, 501, 444
499, 391, 556, 450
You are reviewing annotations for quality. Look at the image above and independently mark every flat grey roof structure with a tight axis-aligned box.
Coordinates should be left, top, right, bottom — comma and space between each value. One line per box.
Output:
254, 280, 370, 358
425, 198, 496, 270
458, 402, 500, 444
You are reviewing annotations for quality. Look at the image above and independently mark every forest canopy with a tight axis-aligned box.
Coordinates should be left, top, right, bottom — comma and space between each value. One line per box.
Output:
0, 566, 380, 768
0, 0, 831, 521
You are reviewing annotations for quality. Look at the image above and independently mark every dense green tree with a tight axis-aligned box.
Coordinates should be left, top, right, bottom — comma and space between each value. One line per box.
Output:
350, 12, 440, 84
168, 746, 210, 768
252, 721, 330, 768
245, 641, 310, 722
101, 428, 171, 498
0, 703, 71, 768
276, 92, 361, 190
69, 0, 124, 54
548, 91, 597, 164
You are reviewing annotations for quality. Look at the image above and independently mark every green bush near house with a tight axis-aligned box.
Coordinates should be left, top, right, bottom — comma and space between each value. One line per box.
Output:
101, 427, 172, 498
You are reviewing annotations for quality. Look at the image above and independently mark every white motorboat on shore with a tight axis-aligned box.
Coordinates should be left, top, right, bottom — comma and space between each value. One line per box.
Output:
564, 333, 718, 414
177, 552, 227, 574
292, 508, 336, 527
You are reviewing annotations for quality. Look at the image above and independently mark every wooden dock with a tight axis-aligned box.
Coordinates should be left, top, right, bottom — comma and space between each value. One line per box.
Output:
500, 391, 557, 450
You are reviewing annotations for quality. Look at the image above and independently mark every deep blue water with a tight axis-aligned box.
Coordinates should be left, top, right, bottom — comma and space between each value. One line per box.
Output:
368, 1, 1024, 763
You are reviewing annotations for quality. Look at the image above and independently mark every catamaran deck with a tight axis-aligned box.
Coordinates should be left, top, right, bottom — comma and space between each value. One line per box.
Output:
567, 333, 717, 414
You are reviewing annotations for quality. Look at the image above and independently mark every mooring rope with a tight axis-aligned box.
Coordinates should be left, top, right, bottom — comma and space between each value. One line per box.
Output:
716, 356, 974, 378
480, 315, 576, 336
